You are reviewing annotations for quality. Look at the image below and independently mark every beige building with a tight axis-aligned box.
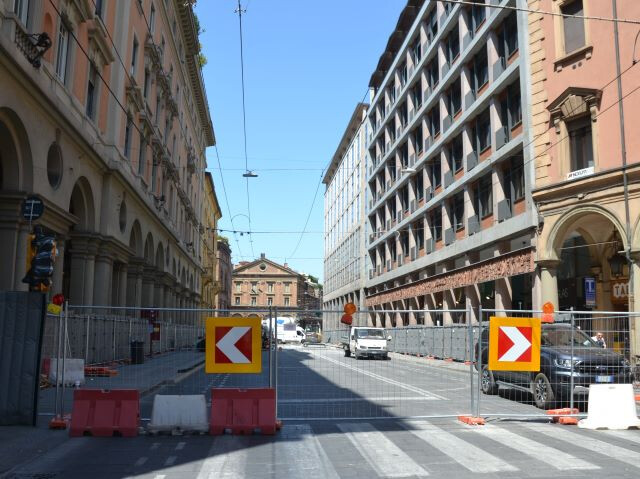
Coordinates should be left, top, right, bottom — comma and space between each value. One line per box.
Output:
231, 254, 307, 318
201, 172, 221, 310
0, 1, 214, 316
528, 0, 640, 352
216, 236, 232, 311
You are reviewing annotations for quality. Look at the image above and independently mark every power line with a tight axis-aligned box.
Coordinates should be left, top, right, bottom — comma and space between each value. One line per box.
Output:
214, 144, 244, 259
436, 0, 640, 25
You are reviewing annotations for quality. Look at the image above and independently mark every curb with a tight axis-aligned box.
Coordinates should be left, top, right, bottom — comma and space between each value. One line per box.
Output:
140, 359, 205, 397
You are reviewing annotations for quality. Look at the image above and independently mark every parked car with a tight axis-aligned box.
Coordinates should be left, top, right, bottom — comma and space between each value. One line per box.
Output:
477, 322, 634, 409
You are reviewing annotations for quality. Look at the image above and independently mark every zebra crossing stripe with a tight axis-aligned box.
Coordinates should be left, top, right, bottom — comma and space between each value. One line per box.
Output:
338, 422, 430, 477
195, 437, 248, 479
472, 424, 599, 470
521, 422, 640, 469
600, 429, 640, 446
276, 425, 340, 479
405, 421, 517, 473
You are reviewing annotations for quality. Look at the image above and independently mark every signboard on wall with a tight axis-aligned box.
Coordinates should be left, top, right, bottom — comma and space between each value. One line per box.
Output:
611, 279, 629, 305
584, 277, 596, 307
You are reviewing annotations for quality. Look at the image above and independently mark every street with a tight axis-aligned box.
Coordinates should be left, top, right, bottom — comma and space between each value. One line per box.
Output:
6, 344, 640, 479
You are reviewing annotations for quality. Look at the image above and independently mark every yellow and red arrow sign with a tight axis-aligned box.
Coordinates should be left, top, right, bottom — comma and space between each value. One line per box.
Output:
488, 317, 541, 372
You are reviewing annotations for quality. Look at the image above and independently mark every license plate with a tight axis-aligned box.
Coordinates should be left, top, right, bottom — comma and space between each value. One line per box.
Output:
595, 375, 614, 383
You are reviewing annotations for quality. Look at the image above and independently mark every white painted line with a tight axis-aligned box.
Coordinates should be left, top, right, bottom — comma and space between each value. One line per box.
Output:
153, 475, 166, 479
279, 396, 431, 403
175, 441, 186, 450
338, 423, 429, 477
134, 456, 148, 467
600, 429, 640, 446
406, 421, 517, 473
150, 442, 160, 450
469, 424, 598, 470
274, 425, 340, 478
316, 353, 444, 399
164, 455, 177, 466
195, 437, 248, 479
521, 423, 640, 469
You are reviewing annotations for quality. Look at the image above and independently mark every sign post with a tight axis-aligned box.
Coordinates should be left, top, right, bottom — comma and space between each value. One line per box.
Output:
488, 316, 541, 372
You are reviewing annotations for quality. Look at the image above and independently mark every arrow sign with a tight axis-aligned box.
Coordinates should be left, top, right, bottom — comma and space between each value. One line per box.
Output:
215, 326, 252, 363
205, 317, 262, 373
489, 317, 540, 372
497, 326, 532, 362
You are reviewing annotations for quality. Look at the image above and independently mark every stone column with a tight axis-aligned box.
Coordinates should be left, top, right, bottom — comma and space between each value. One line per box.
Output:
126, 260, 144, 310
13, 225, 30, 292
93, 248, 114, 307
465, 284, 480, 324
495, 277, 512, 312
0, 215, 20, 291
142, 266, 156, 307
537, 259, 560, 310
51, 238, 66, 296
68, 238, 97, 306
118, 264, 128, 307
629, 251, 640, 358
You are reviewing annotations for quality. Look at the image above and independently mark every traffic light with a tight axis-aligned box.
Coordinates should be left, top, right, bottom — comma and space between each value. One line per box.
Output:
22, 226, 57, 292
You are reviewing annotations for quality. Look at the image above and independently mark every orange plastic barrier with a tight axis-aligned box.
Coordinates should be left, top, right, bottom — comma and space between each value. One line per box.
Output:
70, 389, 139, 437
210, 388, 276, 435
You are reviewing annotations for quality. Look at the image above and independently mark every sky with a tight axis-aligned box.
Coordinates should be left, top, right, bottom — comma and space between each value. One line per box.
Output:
196, 0, 406, 282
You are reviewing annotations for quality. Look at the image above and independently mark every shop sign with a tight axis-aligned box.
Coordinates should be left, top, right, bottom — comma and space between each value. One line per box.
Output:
611, 279, 629, 305
584, 277, 596, 307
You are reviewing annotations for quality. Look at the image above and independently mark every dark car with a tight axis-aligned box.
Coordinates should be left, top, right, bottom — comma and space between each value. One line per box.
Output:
477, 323, 634, 409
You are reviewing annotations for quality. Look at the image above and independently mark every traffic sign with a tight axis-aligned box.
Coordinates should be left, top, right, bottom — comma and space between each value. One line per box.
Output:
584, 277, 596, 307
205, 317, 262, 373
488, 316, 541, 371
21, 196, 44, 221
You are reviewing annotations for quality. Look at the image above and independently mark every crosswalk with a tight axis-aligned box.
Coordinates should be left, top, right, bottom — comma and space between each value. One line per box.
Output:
190, 419, 640, 478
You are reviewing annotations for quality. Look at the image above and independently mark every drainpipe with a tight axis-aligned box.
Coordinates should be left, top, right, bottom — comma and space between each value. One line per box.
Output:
612, 0, 634, 313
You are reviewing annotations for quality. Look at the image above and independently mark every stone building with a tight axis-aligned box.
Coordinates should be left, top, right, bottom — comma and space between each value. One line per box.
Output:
0, 1, 214, 318
230, 254, 308, 319
528, 0, 640, 352
365, 0, 537, 326
216, 236, 232, 312
201, 172, 221, 310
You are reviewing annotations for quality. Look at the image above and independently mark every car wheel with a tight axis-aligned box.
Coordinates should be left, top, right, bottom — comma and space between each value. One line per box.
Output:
532, 372, 555, 409
344, 347, 351, 357
481, 366, 498, 395
384, 354, 390, 360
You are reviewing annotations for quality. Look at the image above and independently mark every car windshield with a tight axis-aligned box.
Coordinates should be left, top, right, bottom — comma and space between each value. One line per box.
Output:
356, 329, 384, 339
542, 327, 598, 347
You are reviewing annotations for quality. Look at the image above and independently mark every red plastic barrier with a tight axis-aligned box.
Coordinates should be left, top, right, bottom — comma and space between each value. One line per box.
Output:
70, 389, 139, 437
210, 388, 276, 435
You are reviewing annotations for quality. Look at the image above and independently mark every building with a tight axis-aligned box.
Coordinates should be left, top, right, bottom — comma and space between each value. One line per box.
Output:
299, 273, 323, 330
527, 0, 640, 352
323, 103, 369, 330
365, 0, 537, 327
231, 253, 309, 319
216, 236, 232, 311
0, 1, 214, 317
201, 172, 222, 309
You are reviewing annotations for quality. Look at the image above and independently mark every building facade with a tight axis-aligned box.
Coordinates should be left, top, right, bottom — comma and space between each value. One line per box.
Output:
323, 103, 369, 330
216, 236, 232, 311
231, 254, 307, 319
528, 0, 640, 353
365, 0, 537, 326
0, 1, 214, 318
201, 172, 221, 309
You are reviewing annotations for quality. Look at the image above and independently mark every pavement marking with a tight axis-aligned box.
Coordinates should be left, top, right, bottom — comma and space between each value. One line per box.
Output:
405, 421, 517, 473
175, 441, 186, 450
279, 396, 432, 403
315, 352, 445, 400
600, 429, 640, 446
134, 456, 148, 467
468, 423, 599, 470
150, 442, 160, 450
274, 425, 340, 478
164, 455, 177, 466
521, 422, 640, 469
195, 436, 248, 479
153, 475, 166, 479
338, 422, 429, 478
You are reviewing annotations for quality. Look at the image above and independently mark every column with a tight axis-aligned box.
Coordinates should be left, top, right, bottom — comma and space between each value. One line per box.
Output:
68, 239, 97, 306
537, 259, 560, 310
126, 260, 144, 310
13, 225, 30, 292
465, 284, 480, 324
0, 218, 19, 290
443, 289, 454, 325
93, 249, 114, 306
118, 264, 128, 307
142, 266, 155, 307
51, 238, 66, 296
630, 252, 640, 358
495, 277, 512, 312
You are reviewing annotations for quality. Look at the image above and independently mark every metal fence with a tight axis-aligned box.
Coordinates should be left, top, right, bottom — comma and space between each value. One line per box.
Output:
37, 305, 640, 423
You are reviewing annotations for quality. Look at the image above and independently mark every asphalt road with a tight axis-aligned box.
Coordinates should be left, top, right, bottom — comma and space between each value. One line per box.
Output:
7, 343, 640, 479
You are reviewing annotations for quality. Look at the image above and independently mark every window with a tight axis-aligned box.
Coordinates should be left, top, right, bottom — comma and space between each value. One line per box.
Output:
151, 156, 157, 191
400, 231, 409, 256
399, 62, 407, 87
429, 207, 442, 241
427, 107, 440, 137
124, 118, 132, 159
450, 134, 464, 172
138, 134, 146, 175
413, 126, 423, 155
86, 63, 98, 120
267, 297, 273, 306
447, 77, 462, 116
55, 20, 70, 82
414, 172, 424, 200
470, 0, 486, 32
561, 0, 585, 54
497, 12, 518, 61
131, 36, 138, 76
144, 70, 151, 99
426, 9, 438, 41
412, 82, 422, 110
444, 26, 460, 65
284, 282, 291, 294
471, 48, 488, 92
567, 116, 593, 171
251, 282, 258, 294
427, 59, 439, 88
14, 0, 29, 26
150, 3, 156, 33
284, 297, 290, 306
235, 282, 242, 293
415, 221, 424, 249
475, 174, 493, 218
235, 297, 240, 305
473, 109, 491, 153
267, 282, 274, 293
453, 192, 465, 230
251, 297, 257, 306
429, 158, 441, 188
412, 38, 422, 64
504, 157, 525, 202
507, 82, 522, 127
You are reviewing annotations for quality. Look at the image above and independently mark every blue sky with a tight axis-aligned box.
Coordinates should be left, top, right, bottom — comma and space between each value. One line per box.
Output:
196, 0, 406, 281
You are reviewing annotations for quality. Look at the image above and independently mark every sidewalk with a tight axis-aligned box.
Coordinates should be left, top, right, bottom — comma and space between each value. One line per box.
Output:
0, 350, 204, 477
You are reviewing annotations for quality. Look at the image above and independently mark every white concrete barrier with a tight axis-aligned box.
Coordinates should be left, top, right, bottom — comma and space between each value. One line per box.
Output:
148, 394, 209, 433
578, 384, 640, 430
48, 359, 85, 386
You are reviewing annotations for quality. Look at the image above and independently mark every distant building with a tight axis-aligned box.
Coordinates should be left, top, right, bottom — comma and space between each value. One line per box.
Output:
201, 173, 222, 310
216, 237, 232, 312
322, 103, 369, 330
230, 253, 308, 319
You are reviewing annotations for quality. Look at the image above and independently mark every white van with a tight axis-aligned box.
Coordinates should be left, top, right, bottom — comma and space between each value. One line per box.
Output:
261, 317, 305, 343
